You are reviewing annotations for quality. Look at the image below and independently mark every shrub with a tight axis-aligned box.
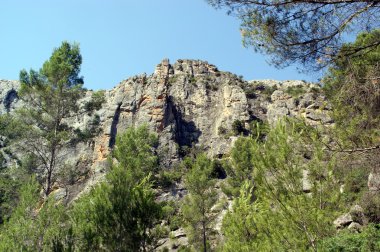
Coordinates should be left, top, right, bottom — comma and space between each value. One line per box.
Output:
342, 167, 369, 203
218, 125, 227, 135
320, 224, 380, 251
84, 90, 106, 112
73, 114, 102, 142
361, 191, 380, 223
285, 85, 305, 97
244, 85, 257, 99
187, 75, 196, 85
261, 84, 277, 97
249, 120, 269, 141
157, 170, 182, 188
232, 120, 245, 135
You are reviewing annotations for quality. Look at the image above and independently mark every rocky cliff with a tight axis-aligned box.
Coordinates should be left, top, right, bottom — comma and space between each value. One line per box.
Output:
0, 59, 332, 202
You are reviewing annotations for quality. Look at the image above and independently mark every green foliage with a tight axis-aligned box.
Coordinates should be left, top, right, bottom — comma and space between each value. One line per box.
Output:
223, 136, 255, 197
0, 174, 19, 224
320, 224, 380, 252
84, 90, 106, 112
0, 176, 68, 251
0, 155, 39, 225
16, 41, 84, 196
208, 1, 379, 70
222, 119, 342, 251
361, 192, 380, 224
72, 173, 162, 251
70, 125, 162, 251
112, 125, 158, 179
285, 85, 305, 98
249, 120, 269, 141
221, 182, 258, 251
244, 85, 257, 99
157, 169, 182, 188
187, 75, 197, 85
168, 75, 179, 85
0, 152, 6, 171
231, 119, 245, 135
73, 114, 102, 142
162, 200, 182, 231
218, 125, 228, 135
250, 83, 278, 100
323, 30, 380, 147
181, 154, 218, 251
341, 167, 369, 204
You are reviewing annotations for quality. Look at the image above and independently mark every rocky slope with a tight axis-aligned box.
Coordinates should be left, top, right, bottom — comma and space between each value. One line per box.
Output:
0, 59, 334, 202
3, 59, 380, 250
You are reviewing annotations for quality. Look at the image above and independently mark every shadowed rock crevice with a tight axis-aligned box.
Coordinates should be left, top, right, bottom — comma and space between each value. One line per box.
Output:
4, 89, 18, 113
108, 102, 122, 148
167, 96, 201, 154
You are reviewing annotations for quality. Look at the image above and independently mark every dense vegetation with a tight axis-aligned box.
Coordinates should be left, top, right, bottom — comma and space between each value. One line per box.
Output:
0, 29, 379, 252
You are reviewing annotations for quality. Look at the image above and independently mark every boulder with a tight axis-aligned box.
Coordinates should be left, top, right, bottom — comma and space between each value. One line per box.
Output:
302, 169, 312, 193
51, 188, 67, 202
347, 222, 362, 232
368, 172, 380, 191
349, 205, 366, 224
333, 213, 353, 229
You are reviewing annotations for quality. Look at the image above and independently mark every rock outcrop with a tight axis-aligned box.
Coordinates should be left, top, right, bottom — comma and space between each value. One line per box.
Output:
368, 172, 380, 191
0, 80, 21, 114
0, 59, 331, 203
333, 205, 367, 232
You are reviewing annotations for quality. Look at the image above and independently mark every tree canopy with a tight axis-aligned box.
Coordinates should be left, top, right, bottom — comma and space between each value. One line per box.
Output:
207, 0, 380, 70
71, 126, 162, 251
16, 41, 84, 196
323, 29, 380, 146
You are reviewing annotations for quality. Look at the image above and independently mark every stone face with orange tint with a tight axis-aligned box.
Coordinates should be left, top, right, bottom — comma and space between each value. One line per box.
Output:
0, 59, 330, 203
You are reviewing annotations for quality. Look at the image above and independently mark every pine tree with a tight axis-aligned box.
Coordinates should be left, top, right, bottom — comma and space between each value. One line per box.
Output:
221, 182, 262, 251
17, 41, 84, 196
0, 176, 68, 251
181, 154, 217, 252
222, 119, 342, 251
224, 136, 255, 196
70, 126, 162, 251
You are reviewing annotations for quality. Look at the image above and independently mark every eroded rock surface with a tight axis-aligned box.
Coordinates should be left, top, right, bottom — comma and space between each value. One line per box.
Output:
0, 80, 21, 114
0, 60, 330, 203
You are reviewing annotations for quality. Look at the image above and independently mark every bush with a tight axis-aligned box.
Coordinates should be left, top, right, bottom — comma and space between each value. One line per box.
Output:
361, 191, 380, 223
84, 90, 106, 112
320, 224, 380, 251
285, 85, 305, 97
244, 85, 257, 99
157, 170, 182, 188
261, 84, 277, 97
342, 167, 369, 203
73, 114, 102, 142
218, 125, 227, 135
232, 120, 245, 135
249, 120, 269, 141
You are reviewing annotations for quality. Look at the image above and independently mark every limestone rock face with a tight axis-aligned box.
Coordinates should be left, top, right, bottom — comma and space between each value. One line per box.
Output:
91, 59, 249, 169
0, 80, 21, 114
0, 59, 330, 201
368, 172, 380, 191
257, 80, 333, 126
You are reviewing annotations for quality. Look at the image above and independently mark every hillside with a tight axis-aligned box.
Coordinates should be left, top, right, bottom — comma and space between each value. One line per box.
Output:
1, 59, 379, 251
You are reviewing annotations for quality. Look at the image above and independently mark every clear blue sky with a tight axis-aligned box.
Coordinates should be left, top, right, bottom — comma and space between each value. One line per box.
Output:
1, 0, 318, 90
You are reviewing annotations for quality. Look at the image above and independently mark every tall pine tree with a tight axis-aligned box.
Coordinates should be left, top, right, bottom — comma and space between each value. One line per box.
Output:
17, 41, 84, 196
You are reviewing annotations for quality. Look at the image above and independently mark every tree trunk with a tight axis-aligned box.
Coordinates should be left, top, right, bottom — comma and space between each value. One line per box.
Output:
202, 220, 207, 252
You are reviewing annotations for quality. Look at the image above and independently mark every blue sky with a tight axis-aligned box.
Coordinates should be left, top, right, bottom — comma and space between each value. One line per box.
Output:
1, 0, 318, 90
